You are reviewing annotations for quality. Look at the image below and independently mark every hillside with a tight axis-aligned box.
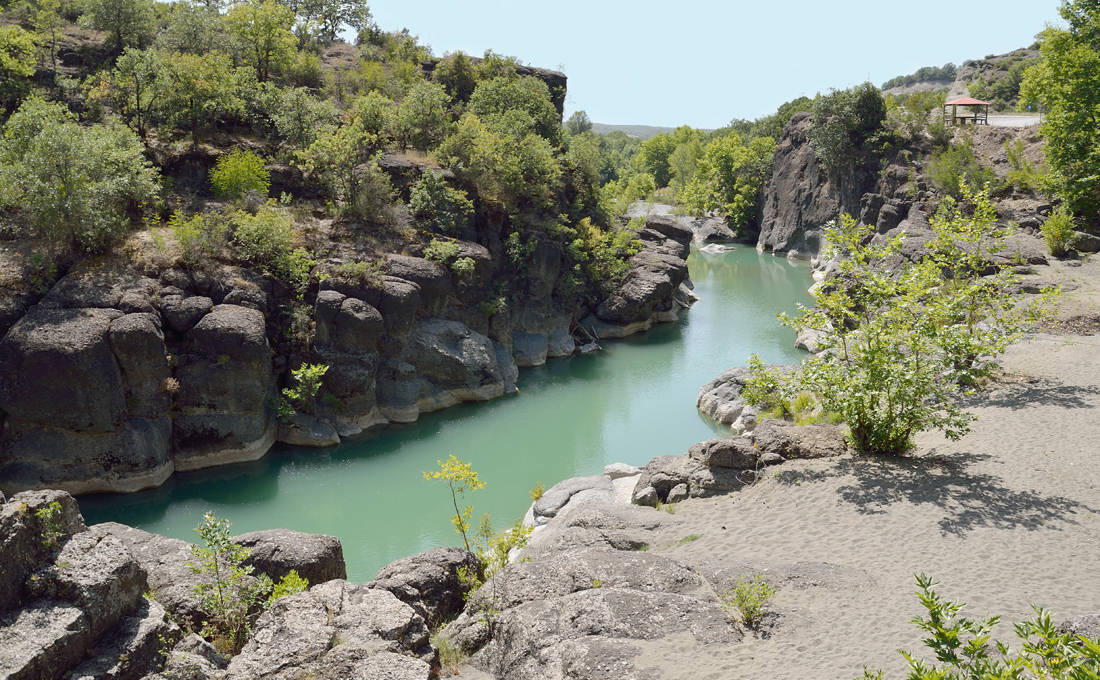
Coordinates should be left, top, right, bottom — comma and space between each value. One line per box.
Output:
882, 45, 1040, 110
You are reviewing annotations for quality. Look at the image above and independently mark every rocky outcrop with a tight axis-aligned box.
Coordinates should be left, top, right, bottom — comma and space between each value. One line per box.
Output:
223, 580, 435, 680
0, 490, 182, 680
370, 547, 479, 628
581, 214, 697, 339
757, 112, 877, 259
232, 529, 347, 586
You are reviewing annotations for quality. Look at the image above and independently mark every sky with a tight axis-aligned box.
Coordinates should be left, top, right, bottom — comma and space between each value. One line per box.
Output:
366, 0, 1063, 129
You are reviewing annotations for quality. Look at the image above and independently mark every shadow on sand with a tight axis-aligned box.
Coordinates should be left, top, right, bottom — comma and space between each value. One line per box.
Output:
772, 453, 1095, 536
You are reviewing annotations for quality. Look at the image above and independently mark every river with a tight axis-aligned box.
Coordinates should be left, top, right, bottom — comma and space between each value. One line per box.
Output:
79, 246, 813, 580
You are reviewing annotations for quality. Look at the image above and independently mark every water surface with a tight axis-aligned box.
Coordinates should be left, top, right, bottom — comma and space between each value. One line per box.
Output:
80, 246, 812, 580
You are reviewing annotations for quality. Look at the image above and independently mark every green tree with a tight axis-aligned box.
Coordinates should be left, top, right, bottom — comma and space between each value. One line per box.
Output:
159, 51, 241, 145
79, 0, 156, 52
409, 169, 474, 235
1020, 0, 1100, 216
271, 87, 340, 147
565, 110, 592, 135
102, 47, 161, 139
296, 119, 394, 218
0, 98, 160, 253
226, 0, 297, 82
468, 75, 561, 143
31, 0, 63, 79
188, 512, 272, 654
743, 186, 1056, 455
390, 80, 450, 151
422, 454, 486, 552
636, 132, 677, 188
157, 0, 228, 54
0, 25, 37, 109
679, 133, 776, 228
431, 51, 477, 103
435, 112, 561, 213
808, 83, 887, 175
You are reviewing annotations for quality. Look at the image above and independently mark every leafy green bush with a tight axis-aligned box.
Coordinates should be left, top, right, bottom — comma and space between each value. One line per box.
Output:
1040, 206, 1078, 256
329, 259, 384, 287
679, 133, 776, 229
927, 138, 996, 199
451, 256, 475, 277
231, 202, 295, 266
272, 88, 340, 148
719, 574, 776, 627
1003, 139, 1047, 192
34, 501, 64, 548
558, 218, 641, 296
211, 149, 271, 200
409, 170, 474, 234
279, 363, 329, 419
0, 98, 160, 253
423, 237, 459, 264
809, 83, 887, 174
297, 123, 394, 220
744, 186, 1057, 456
860, 574, 1100, 680
389, 80, 450, 150
0, 25, 38, 108
169, 210, 229, 267
468, 75, 561, 143
267, 569, 308, 604
188, 512, 272, 654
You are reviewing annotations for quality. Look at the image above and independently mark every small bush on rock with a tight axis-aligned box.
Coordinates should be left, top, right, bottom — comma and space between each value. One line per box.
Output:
169, 210, 229, 267
279, 363, 329, 419
267, 569, 308, 604
409, 169, 474, 235
1040, 206, 1078, 257
188, 512, 272, 654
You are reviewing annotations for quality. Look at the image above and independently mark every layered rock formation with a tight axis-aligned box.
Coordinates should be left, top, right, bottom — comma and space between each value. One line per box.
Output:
0, 215, 694, 495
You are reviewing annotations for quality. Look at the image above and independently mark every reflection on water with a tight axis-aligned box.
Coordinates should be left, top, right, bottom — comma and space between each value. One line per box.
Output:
79, 246, 812, 579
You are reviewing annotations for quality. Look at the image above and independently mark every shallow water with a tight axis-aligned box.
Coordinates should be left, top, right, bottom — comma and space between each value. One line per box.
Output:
79, 246, 812, 580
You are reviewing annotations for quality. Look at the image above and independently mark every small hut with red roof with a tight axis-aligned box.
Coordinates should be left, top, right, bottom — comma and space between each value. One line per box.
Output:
943, 97, 991, 126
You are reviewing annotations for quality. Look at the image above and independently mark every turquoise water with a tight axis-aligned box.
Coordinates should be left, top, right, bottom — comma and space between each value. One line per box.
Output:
79, 247, 812, 580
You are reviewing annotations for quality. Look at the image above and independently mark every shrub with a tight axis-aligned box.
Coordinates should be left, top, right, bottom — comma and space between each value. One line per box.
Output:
267, 569, 308, 604
860, 574, 1100, 679
188, 512, 272, 654
0, 25, 37, 108
389, 80, 450, 150
423, 237, 459, 264
272, 88, 340, 148
34, 501, 64, 548
468, 75, 561, 144
558, 217, 642, 296
169, 210, 230, 267
451, 256, 475, 277
1003, 139, 1047, 192
279, 362, 329, 418
408, 169, 474, 235
928, 138, 996, 199
809, 83, 887, 174
211, 149, 271, 201
1040, 206, 1078, 256
719, 574, 776, 627
744, 186, 1058, 456
329, 259, 384, 286
231, 202, 295, 267
0, 98, 160, 253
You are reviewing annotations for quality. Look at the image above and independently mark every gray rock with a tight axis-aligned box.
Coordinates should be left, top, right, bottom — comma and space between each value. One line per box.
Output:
276, 414, 341, 448
370, 547, 479, 628
512, 331, 548, 367
603, 463, 641, 480
533, 475, 612, 521
595, 245, 688, 326
696, 366, 752, 425
0, 599, 91, 680
162, 296, 213, 334
68, 598, 180, 680
751, 420, 849, 459
232, 528, 347, 586
405, 318, 505, 409
688, 437, 761, 469
0, 490, 86, 612
632, 485, 658, 508
376, 358, 419, 423
224, 580, 434, 680
385, 254, 451, 311
1073, 231, 1100, 253
1057, 614, 1100, 639
666, 483, 689, 503
109, 313, 171, 419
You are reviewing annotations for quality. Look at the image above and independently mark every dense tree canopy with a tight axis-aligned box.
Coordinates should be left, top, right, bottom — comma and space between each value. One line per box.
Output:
1020, 0, 1100, 217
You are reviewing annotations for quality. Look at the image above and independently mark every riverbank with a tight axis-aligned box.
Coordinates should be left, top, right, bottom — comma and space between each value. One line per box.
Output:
445, 254, 1100, 679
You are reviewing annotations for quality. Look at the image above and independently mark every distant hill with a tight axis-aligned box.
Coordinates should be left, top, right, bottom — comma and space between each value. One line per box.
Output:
881, 45, 1040, 111
590, 123, 678, 139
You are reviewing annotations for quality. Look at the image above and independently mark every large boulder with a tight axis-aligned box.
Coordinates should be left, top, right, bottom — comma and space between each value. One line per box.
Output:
172, 304, 275, 471
224, 580, 434, 680
370, 547, 479, 628
750, 419, 849, 459
405, 318, 507, 410
232, 529, 347, 586
0, 309, 174, 494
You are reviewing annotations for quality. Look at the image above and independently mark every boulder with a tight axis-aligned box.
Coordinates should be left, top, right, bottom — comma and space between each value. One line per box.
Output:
223, 580, 434, 680
405, 318, 506, 409
232, 528, 347, 586
67, 598, 180, 680
533, 475, 613, 523
276, 414, 341, 448
370, 547, 479, 628
385, 255, 451, 312
161, 296, 213, 334
688, 437, 761, 469
750, 420, 849, 459
0, 490, 86, 613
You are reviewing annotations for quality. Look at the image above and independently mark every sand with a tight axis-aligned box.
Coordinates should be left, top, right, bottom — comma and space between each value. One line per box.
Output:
630, 255, 1100, 679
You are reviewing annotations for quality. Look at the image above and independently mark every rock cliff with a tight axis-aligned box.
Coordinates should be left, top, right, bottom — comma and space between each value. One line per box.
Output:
0, 215, 694, 495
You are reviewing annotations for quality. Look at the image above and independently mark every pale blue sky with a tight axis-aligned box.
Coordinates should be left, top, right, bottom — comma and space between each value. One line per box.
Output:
368, 1, 1062, 129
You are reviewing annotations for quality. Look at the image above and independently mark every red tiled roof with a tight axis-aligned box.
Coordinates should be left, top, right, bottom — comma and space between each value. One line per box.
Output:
945, 97, 991, 106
